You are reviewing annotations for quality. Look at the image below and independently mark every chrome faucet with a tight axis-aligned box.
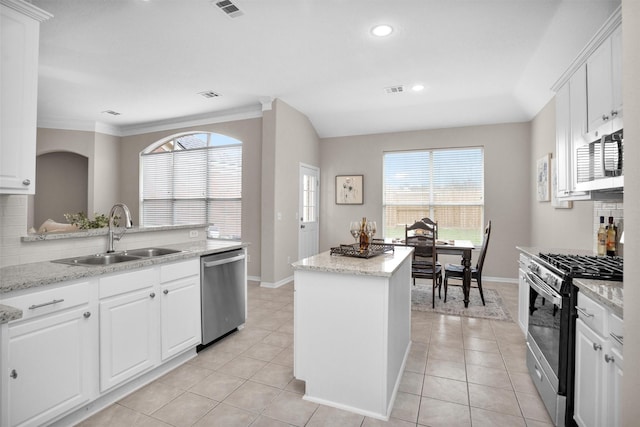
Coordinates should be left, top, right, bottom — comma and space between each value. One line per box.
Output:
107, 203, 133, 253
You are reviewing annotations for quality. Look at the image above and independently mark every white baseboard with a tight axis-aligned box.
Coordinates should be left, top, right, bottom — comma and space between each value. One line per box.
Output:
260, 275, 294, 288
484, 276, 518, 284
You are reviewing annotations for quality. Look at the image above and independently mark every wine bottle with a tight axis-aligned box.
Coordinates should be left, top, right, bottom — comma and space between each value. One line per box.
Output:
359, 217, 369, 251
597, 216, 606, 256
606, 216, 616, 257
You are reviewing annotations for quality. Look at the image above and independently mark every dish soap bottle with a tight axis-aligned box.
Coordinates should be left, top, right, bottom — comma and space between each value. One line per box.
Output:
597, 216, 607, 256
606, 216, 617, 257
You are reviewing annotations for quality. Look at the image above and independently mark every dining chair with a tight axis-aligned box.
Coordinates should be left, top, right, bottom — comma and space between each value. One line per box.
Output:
443, 220, 491, 305
406, 219, 442, 308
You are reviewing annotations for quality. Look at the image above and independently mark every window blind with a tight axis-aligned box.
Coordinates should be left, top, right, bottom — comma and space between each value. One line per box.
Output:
141, 141, 242, 239
383, 147, 484, 244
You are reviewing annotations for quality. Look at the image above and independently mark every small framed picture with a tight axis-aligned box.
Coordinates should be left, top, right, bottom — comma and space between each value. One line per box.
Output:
537, 154, 551, 202
336, 175, 363, 205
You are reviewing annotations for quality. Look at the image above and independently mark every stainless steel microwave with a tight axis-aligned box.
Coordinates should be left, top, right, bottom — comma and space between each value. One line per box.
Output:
575, 128, 623, 192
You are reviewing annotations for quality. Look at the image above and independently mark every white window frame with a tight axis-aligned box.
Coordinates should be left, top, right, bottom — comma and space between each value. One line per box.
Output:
382, 147, 484, 245
139, 131, 242, 239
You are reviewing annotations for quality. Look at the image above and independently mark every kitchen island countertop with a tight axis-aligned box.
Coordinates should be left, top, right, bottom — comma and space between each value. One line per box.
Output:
517, 246, 623, 318
0, 239, 247, 323
292, 246, 414, 277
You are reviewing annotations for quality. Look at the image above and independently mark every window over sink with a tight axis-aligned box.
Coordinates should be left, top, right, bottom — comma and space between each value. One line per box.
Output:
140, 132, 242, 239
382, 147, 484, 245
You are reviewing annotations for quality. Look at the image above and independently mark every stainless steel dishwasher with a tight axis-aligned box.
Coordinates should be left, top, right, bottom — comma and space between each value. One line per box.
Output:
200, 249, 246, 348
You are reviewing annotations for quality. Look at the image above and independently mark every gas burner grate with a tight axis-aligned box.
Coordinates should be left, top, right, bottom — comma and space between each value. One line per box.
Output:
539, 253, 623, 281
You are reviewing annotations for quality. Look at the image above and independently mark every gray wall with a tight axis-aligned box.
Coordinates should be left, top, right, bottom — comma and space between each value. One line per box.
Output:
621, 0, 639, 424
319, 122, 531, 280
261, 99, 320, 286
34, 151, 87, 226
529, 99, 594, 250
34, 128, 119, 228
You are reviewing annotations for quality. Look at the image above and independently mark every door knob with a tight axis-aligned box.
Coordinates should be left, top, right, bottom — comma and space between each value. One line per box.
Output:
10, 369, 17, 379
150, 292, 156, 298
301, 224, 305, 229
163, 289, 169, 295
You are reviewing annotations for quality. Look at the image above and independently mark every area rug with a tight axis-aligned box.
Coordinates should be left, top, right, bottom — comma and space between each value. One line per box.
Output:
411, 283, 513, 322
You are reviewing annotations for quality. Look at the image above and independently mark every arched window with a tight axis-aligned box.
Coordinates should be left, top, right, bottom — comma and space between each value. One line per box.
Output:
140, 132, 242, 239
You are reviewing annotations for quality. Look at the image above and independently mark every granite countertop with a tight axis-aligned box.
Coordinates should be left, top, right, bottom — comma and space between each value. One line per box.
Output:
0, 239, 246, 324
573, 278, 623, 318
292, 246, 414, 278
517, 246, 623, 318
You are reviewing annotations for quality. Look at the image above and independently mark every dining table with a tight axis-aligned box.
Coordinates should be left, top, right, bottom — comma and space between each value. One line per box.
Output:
381, 238, 476, 307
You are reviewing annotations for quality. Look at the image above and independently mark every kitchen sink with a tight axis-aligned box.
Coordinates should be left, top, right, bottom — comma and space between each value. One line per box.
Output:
53, 253, 142, 266
52, 247, 183, 266
123, 247, 182, 257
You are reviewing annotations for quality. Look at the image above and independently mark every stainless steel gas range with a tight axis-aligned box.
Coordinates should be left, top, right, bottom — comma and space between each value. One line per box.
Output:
524, 253, 623, 427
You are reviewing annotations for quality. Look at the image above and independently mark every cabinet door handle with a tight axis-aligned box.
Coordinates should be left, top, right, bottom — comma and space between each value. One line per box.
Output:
611, 110, 618, 117
29, 299, 64, 310
604, 354, 615, 363
10, 369, 17, 379
83, 311, 91, 318
150, 292, 156, 298
602, 114, 610, 121
163, 289, 169, 295
593, 342, 602, 351
22, 179, 31, 186
575, 306, 593, 318
610, 333, 623, 345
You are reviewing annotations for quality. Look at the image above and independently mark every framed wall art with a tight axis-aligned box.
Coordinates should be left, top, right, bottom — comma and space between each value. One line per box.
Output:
536, 154, 551, 202
336, 175, 363, 205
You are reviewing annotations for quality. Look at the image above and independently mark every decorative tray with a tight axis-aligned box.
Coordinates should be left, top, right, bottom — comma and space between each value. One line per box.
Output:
330, 243, 395, 259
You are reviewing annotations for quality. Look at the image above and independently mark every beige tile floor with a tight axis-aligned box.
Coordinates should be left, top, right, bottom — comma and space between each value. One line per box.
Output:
78, 280, 554, 427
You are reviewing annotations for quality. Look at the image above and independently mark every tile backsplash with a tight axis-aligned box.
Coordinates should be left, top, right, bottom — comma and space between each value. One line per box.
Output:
593, 201, 624, 257
0, 195, 207, 268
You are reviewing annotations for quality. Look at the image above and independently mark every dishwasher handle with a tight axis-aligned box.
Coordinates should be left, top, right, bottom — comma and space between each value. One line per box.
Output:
203, 253, 245, 268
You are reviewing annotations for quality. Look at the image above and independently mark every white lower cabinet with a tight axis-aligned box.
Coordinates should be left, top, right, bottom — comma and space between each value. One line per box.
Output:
99, 283, 159, 392
573, 292, 623, 427
160, 259, 201, 360
0, 280, 96, 427
0, 257, 201, 427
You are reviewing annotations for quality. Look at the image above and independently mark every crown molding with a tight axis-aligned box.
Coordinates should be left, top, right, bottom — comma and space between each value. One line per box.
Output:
119, 104, 263, 136
37, 105, 265, 137
1, 0, 52, 21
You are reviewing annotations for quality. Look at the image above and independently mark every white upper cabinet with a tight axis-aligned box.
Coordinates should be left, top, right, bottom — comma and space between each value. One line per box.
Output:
0, 0, 51, 194
552, 6, 622, 200
555, 66, 589, 200
586, 23, 623, 136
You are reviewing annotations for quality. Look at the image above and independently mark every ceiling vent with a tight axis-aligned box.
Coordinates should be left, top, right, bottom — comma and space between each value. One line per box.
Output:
199, 90, 222, 99
101, 110, 121, 116
384, 85, 405, 94
214, 0, 244, 18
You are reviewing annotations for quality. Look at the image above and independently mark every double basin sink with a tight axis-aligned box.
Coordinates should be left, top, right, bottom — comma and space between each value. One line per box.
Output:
53, 247, 183, 266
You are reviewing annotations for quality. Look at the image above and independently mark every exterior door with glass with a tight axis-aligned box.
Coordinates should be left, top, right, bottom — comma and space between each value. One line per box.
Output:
298, 164, 320, 261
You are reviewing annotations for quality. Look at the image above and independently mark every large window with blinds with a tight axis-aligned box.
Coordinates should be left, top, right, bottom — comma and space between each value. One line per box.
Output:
140, 132, 242, 239
383, 147, 484, 245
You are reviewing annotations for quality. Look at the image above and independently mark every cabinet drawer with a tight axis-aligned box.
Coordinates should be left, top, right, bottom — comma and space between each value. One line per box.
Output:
99, 268, 156, 299
576, 292, 607, 336
608, 312, 623, 348
160, 258, 199, 283
1, 281, 90, 322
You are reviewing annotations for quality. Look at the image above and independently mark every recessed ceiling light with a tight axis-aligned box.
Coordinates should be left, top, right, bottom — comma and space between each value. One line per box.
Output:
412, 84, 425, 92
371, 24, 393, 37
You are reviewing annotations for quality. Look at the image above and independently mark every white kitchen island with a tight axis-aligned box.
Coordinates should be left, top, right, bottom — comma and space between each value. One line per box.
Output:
291, 246, 413, 420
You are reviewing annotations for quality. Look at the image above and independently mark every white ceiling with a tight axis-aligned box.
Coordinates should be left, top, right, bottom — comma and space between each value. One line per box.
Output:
32, 0, 620, 138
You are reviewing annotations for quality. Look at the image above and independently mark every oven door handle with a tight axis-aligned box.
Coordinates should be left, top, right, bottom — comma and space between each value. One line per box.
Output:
525, 272, 563, 307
